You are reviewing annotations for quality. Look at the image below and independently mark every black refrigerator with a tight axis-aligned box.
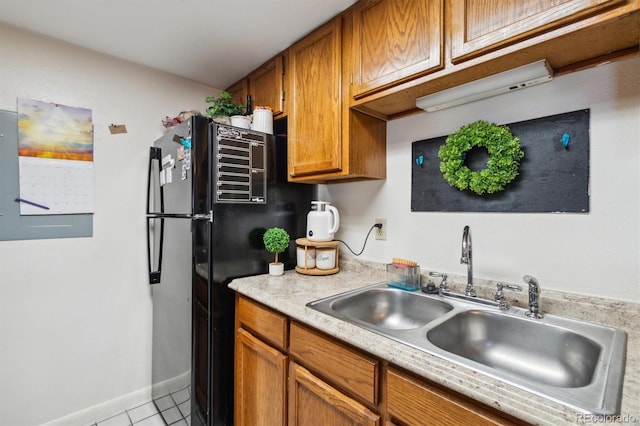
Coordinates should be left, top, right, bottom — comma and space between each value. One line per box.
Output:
146, 115, 314, 426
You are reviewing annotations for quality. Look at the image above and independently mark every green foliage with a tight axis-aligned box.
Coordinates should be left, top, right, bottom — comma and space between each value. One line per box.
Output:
263, 227, 290, 264
203, 91, 244, 118
438, 120, 524, 195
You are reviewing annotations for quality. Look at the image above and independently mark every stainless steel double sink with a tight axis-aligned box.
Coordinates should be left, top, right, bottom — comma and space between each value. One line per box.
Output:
307, 282, 627, 415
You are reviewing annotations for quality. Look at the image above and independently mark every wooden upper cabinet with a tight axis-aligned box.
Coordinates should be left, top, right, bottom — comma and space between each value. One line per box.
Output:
288, 17, 343, 178
287, 11, 386, 183
351, 0, 444, 98
225, 78, 249, 111
450, 0, 627, 62
249, 55, 286, 117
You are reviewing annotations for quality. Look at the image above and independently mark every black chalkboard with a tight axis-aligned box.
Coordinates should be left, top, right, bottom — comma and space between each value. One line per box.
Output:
411, 110, 589, 213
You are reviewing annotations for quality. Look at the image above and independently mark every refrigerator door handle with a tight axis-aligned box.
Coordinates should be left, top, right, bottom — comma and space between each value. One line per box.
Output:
147, 213, 193, 219
192, 211, 213, 223
146, 210, 210, 284
147, 147, 163, 284
147, 215, 164, 284
147, 146, 163, 215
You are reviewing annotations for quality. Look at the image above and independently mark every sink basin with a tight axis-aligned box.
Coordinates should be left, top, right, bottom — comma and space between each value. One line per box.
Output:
307, 282, 628, 415
426, 310, 600, 388
329, 288, 453, 330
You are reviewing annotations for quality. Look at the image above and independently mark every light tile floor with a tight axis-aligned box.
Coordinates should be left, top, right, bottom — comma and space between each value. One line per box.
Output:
90, 386, 191, 426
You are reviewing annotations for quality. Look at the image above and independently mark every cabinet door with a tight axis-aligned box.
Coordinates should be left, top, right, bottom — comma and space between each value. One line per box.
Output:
249, 55, 285, 116
225, 78, 249, 109
288, 16, 342, 178
451, 0, 626, 62
351, 0, 443, 98
289, 362, 380, 426
235, 328, 287, 426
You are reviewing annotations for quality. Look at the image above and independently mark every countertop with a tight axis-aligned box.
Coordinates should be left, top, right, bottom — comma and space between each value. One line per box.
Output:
228, 259, 640, 425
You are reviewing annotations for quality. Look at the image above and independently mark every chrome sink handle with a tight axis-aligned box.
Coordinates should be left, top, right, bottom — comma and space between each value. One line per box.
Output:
523, 275, 543, 319
494, 282, 522, 310
428, 271, 449, 292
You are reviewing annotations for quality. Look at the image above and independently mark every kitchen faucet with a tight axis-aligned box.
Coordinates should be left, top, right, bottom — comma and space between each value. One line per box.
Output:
461, 226, 476, 297
523, 275, 543, 318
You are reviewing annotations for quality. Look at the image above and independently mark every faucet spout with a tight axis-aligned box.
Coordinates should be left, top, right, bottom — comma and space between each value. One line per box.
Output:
461, 226, 476, 297
523, 275, 543, 319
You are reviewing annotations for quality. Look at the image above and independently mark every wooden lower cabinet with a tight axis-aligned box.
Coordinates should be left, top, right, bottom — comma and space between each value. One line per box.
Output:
234, 295, 525, 425
289, 322, 379, 406
289, 362, 380, 426
386, 367, 523, 426
234, 328, 288, 426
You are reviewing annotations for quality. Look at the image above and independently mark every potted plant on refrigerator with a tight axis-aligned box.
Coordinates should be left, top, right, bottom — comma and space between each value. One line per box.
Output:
203, 91, 244, 125
263, 227, 290, 276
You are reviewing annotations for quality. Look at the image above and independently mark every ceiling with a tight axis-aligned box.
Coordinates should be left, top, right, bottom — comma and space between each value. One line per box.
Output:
0, 0, 357, 89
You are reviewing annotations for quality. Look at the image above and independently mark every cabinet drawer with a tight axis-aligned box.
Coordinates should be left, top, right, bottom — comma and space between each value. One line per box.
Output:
289, 322, 379, 406
236, 296, 288, 351
386, 367, 520, 426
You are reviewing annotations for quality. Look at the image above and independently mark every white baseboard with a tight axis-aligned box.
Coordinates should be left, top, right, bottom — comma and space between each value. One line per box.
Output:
41, 386, 152, 426
41, 371, 191, 426
151, 370, 191, 398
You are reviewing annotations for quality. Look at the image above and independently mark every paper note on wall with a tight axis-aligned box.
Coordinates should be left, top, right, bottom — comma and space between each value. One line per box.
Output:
17, 98, 94, 215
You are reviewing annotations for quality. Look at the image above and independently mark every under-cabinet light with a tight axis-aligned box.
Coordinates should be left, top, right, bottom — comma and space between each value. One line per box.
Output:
416, 60, 553, 112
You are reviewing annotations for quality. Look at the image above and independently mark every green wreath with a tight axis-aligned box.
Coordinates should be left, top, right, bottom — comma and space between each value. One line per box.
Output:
438, 120, 524, 195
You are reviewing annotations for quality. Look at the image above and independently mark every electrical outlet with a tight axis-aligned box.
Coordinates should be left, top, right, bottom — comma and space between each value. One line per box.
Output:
375, 218, 387, 240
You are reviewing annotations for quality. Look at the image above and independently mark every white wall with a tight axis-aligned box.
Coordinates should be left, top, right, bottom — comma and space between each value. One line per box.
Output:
323, 55, 639, 302
0, 24, 219, 425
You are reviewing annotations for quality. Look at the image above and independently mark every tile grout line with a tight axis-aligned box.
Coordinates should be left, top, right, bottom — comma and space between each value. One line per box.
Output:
95, 385, 191, 426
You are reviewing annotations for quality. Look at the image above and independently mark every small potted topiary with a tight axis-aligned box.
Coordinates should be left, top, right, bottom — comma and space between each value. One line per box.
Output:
263, 227, 290, 276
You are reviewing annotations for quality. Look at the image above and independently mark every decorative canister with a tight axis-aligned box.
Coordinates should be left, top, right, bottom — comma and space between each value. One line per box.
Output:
230, 115, 251, 129
316, 247, 336, 270
251, 107, 273, 134
296, 246, 316, 269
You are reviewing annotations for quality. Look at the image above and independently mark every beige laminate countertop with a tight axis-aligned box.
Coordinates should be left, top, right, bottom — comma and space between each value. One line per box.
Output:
228, 259, 640, 426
